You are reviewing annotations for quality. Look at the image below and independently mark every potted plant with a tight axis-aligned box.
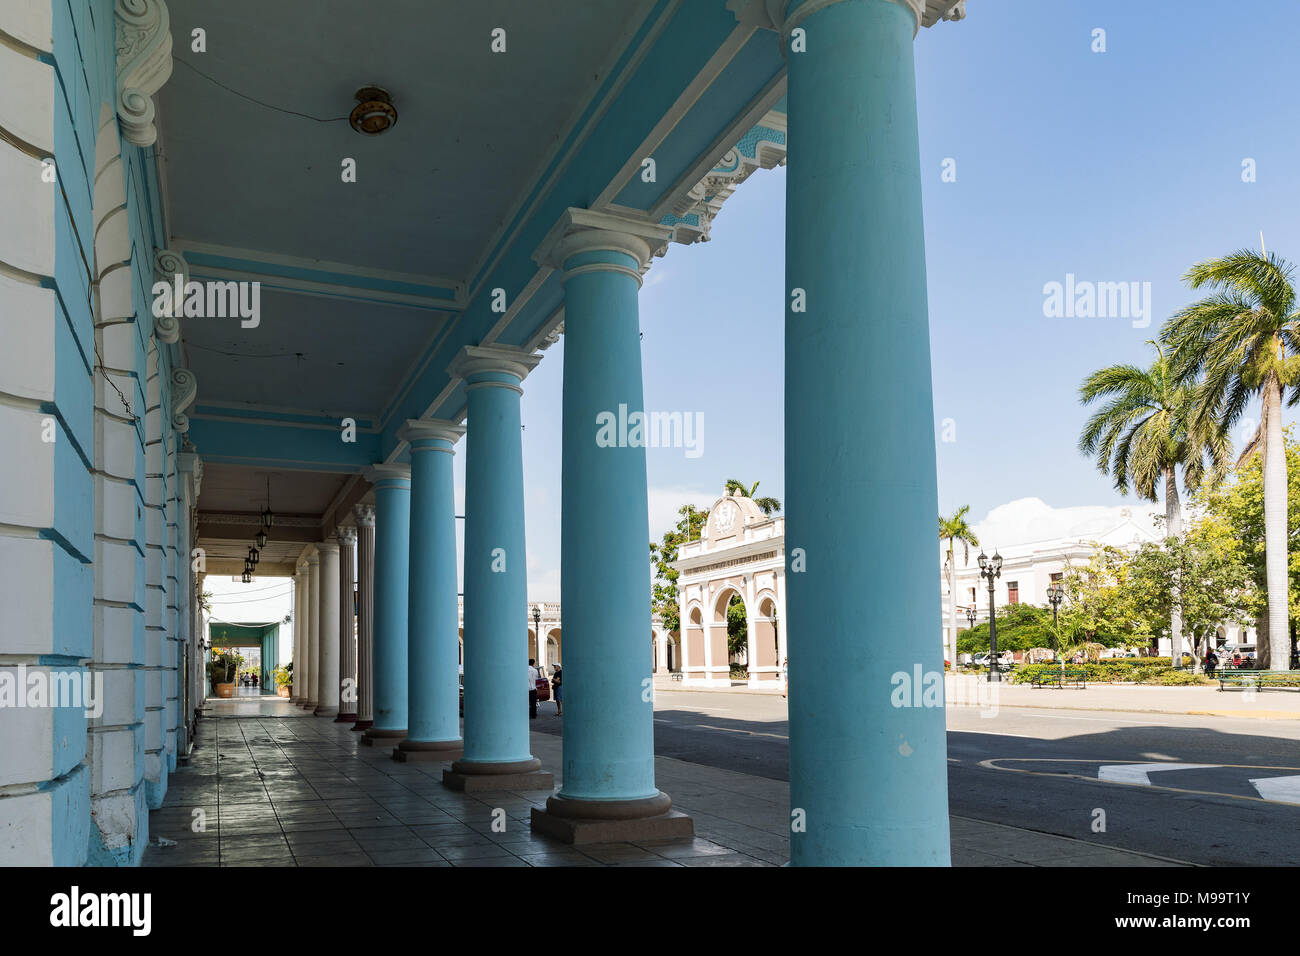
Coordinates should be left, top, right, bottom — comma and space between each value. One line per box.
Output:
274, 664, 293, 698
207, 648, 242, 698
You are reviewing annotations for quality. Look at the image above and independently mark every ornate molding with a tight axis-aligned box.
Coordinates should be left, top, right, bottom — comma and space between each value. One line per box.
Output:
115, 0, 174, 147
353, 503, 376, 528
199, 512, 320, 528
171, 367, 197, 433
152, 247, 187, 343
337, 526, 358, 546
662, 112, 787, 246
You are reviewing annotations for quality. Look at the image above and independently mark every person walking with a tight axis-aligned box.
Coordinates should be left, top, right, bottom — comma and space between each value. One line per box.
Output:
1204, 647, 1218, 678
552, 664, 562, 716
528, 658, 539, 719
781, 658, 788, 699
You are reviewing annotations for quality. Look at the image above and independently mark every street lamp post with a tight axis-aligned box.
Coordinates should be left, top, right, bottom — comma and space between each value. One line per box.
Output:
1046, 582, 1064, 661
532, 605, 542, 667
978, 551, 1003, 682
964, 606, 976, 668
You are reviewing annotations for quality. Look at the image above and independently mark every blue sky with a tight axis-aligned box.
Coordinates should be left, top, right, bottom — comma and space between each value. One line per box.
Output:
482, 1, 1300, 599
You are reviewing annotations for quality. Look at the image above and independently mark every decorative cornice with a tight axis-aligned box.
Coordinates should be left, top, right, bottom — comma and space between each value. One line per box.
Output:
152, 248, 187, 343
115, 0, 174, 147
446, 344, 542, 386
353, 503, 376, 527
398, 419, 466, 448
171, 367, 197, 433
661, 112, 786, 246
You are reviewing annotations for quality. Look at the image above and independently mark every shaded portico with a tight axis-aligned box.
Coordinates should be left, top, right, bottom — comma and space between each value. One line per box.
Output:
3, 0, 965, 865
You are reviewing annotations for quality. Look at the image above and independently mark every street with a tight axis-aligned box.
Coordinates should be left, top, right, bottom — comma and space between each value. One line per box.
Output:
532, 688, 1300, 865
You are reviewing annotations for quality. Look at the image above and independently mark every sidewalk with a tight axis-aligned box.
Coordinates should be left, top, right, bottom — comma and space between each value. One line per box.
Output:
657, 674, 1300, 720
140, 699, 1187, 867
957, 679, 1300, 720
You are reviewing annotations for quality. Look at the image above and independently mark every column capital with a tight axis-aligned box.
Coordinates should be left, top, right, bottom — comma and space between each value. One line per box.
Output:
746, 0, 965, 39
398, 418, 466, 449
534, 207, 673, 278
364, 463, 412, 487
354, 503, 376, 527
305, 550, 320, 566
447, 344, 541, 387
317, 539, 340, 555
337, 525, 358, 546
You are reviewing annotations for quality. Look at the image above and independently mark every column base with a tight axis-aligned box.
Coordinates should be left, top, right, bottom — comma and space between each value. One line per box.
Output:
334, 712, 358, 723
351, 719, 373, 732
442, 757, 553, 792
300, 700, 318, 710
314, 705, 338, 718
529, 792, 693, 845
392, 739, 463, 763
360, 728, 406, 747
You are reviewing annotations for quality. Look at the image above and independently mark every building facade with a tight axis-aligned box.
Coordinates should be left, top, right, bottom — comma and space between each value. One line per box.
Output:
2, 0, 970, 866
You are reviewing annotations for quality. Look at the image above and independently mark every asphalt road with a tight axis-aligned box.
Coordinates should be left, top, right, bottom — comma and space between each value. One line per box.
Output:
531, 689, 1300, 865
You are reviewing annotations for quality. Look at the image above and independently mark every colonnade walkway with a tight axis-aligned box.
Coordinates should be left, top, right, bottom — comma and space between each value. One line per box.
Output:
140, 700, 1185, 867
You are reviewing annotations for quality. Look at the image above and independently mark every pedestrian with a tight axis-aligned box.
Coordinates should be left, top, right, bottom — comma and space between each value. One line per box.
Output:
552, 664, 562, 716
1204, 648, 1218, 677
781, 658, 788, 699
528, 658, 539, 719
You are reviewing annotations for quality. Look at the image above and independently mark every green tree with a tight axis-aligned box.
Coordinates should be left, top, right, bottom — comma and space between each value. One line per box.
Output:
726, 593, 748, 663
958, 603, 1056, 655
940, 506, 980, 667
1161, 249, 1300, 669
1125, 515, 1257, 672
1079, 342, 1229, 666
1058, 545, 1147, 650
650, 503, 708, 633
723, 479, 781, 515
1194, 426, 1300, 666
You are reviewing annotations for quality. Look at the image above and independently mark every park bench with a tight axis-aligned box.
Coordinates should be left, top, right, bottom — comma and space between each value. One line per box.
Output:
1216, 669, 1300, 692
1031, 667, 1087, 689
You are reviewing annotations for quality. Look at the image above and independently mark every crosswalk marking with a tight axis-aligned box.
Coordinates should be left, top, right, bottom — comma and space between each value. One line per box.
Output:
1096, 763, 1219, 786
1249, 775, 1300, 805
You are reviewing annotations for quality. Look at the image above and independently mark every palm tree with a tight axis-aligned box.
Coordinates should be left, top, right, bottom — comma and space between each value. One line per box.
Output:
1161, 249, 1300, 670
1078, 342, 1229, 667
939, 506, 979, 669
724, 478, 781, 515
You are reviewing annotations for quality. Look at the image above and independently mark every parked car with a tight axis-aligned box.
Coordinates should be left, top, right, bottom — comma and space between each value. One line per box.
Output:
971, 652, 1013, 671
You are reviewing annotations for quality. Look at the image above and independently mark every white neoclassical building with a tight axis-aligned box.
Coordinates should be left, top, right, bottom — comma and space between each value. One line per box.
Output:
940, 498, 1258, 655
672, 494, 786, 687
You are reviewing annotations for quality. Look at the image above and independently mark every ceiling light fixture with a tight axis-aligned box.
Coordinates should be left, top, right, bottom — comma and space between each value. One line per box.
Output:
349, 86, 397, 135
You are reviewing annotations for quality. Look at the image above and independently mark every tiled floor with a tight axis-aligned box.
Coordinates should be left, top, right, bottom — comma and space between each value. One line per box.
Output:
142, 698, 1186, 867
144, 701, 777, 867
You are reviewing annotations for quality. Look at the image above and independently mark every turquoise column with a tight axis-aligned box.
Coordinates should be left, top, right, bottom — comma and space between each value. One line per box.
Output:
395, 419, 466, 760
361, 465, 411, 745
446, 345, 548, 784
527, 210, 691, 841
784, 0, 950, 865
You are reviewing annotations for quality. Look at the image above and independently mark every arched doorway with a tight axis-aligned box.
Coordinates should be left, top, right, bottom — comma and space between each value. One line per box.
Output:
713, 587, 746, 678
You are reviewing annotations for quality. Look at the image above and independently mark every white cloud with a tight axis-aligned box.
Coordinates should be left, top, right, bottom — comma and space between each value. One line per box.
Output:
969, 496, 1161, 552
